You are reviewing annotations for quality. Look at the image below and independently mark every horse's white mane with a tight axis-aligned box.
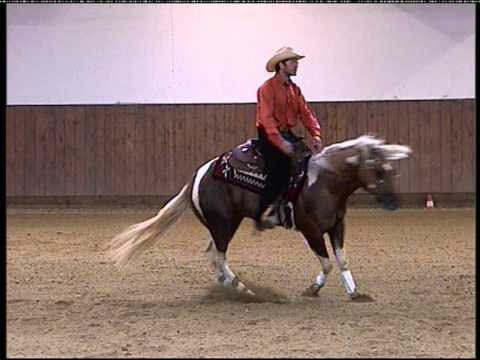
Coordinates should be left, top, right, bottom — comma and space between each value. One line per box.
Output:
316, 134, 411, 161
307, 134, 411, 187
319, 135, 384, 155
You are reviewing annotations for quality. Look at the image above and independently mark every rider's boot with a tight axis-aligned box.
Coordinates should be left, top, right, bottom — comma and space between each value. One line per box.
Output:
254, 204, 276, 231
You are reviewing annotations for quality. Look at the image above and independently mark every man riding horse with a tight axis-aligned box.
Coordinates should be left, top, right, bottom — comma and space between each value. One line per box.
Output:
254, 47, 323, 231
108, 47, 412, 300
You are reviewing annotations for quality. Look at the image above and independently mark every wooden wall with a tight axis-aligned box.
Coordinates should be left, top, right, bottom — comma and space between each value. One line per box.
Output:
6, 99, 475, 197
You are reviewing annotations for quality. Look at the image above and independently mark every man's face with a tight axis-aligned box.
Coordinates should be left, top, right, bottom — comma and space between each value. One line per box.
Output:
281, 58, 299, 76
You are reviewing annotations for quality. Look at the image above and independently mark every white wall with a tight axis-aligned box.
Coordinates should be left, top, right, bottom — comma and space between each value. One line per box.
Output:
7, 3, 475, 105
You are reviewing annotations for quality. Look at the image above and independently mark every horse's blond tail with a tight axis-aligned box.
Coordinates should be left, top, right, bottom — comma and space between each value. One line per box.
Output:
107, 184, 190, 269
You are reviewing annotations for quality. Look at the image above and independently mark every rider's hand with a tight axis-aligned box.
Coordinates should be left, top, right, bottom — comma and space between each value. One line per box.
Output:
312, 136, 323, 153
281, 141, 296, 170
283, 141, 294, 156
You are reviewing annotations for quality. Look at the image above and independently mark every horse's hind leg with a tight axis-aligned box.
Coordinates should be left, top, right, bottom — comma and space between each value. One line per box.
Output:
328, 219, 360, 299
205, 219, 255, 296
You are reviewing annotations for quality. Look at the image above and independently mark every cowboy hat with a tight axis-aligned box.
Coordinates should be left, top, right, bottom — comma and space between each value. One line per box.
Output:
266, 47, 305, 72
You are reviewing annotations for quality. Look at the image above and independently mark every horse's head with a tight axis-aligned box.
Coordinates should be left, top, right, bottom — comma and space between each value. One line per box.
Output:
344, 137, 411, 210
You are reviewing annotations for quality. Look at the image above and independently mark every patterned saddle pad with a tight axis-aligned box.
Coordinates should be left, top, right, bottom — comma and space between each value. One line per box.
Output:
212, 139, 311, 203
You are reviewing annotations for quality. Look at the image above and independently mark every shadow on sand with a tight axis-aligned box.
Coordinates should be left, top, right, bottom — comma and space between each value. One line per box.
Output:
201, 282, 290, 304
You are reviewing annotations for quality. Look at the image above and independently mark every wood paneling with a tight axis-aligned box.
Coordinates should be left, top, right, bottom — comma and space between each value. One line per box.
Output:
84, 107, 97, 195
395, 101, 408, 193
94, 106, 105, 195
429, 101, 442, 193
6, 109, 15, 195
407, 101, 420, 193
134, 106, 146, 195
35, 107, 49, 196
76, 107, 88, 195
440, 100, 453, 193
450, 100, 464, 193
462, 100, 474, 192
103, 107, 114, 195
143, 106, 157, 195
6, 99, 475, 197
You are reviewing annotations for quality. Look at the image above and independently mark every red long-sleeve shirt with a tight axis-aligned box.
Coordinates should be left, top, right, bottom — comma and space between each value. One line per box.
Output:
255, 73, 321, 154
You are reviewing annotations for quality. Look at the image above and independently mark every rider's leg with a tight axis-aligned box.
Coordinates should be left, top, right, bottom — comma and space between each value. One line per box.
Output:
255, 128, 291, 230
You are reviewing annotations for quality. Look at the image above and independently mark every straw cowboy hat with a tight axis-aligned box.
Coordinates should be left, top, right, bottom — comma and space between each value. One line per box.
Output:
266, 47, 305, 72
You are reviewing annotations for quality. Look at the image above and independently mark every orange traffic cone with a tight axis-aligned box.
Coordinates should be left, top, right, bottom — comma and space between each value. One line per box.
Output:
425, 194, 434, 209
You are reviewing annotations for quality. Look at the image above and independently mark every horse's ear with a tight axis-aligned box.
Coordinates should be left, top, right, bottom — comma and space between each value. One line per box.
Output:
345, 155, 360, 165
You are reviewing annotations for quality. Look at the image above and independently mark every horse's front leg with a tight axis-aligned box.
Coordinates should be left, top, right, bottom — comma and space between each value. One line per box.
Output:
296, 216, 332, 296
328, 219, 361, 299
302, 232, 333, 297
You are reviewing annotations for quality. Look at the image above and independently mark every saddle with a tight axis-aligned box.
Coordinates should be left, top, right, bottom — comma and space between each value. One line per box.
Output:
228, 138, 309, 177
212, 137, 312, 229
229, 139, 265, 171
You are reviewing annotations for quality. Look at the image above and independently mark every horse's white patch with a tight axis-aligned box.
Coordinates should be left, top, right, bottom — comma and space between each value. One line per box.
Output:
286, 202, 296, 229
334, 248, 347, 270
208, 239, 253, 294
308, 156, 336, 187
340, 270, 356, 296
192, 158, 218, 223
307, 163, 319, 188
345, 155, 359, 165
316, 255, 332, 274
382, 163, 393, 171
207, 239, 233, 282
217, 253, 236, 283
315, 273, 326, 287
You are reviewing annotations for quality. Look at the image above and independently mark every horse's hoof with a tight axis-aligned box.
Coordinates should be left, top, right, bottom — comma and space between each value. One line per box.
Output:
232, 277, 256, 297
302, 284, 321, 297
350, 292, 374, 302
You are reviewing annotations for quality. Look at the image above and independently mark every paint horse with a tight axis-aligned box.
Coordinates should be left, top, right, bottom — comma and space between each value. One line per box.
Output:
108, 135, 411, 299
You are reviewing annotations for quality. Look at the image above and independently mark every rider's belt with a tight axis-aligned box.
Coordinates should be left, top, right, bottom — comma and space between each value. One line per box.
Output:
279, 128, 292, 136
279, 128, 299, 142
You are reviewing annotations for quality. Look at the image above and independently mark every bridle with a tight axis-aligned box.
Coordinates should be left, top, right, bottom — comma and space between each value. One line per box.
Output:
362, 146, 393, 194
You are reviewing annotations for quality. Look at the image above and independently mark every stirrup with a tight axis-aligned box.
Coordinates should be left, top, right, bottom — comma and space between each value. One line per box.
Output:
255, 218, 276, 231
261, 204, 276, 219
255, 205, 276, 231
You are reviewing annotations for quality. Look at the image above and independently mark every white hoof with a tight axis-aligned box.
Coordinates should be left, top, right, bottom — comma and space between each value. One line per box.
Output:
232, 277, 255, 296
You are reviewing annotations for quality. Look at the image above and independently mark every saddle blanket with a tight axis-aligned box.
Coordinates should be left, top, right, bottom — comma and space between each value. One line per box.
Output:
212, 150, 308, 203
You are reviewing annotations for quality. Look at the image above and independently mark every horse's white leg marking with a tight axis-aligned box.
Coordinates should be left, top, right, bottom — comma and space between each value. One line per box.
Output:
314, 255, 332, 288
334, 248, 348, 270
303, 237, 332, 290
192, 158, 218, 223
207, 239, 254, 295
340, 270, 357, 296
318, 255, 333, 274
333, 247, 358, 296
205, 238, 217, 271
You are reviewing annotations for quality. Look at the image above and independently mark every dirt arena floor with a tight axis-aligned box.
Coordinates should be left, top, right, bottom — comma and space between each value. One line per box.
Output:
7, 206, 475, 358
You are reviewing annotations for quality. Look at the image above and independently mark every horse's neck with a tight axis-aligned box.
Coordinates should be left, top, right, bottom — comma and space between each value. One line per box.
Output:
308, 151, 361, 196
